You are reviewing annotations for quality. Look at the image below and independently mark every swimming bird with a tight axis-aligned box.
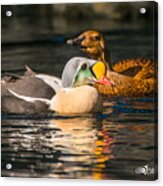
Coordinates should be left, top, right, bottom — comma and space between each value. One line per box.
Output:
2, 57, 111, 114
67, 30, 156, 77
67, 30, 157, 97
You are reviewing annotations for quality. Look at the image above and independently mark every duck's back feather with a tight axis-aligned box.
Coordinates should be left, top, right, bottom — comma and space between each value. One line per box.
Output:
112, 58, 155, 78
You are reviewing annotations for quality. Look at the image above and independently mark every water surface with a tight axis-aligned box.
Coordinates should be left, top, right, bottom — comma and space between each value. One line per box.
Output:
1, 97, 157, 180
1, 5, 157, 180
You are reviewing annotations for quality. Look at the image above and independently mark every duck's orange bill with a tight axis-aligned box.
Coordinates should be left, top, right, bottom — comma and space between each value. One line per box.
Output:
92, 61, 113, 85
92, 61, 107, 80
96, 76, 113, 85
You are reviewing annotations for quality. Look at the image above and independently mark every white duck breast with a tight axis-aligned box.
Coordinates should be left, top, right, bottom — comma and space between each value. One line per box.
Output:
50, 85, 103, 114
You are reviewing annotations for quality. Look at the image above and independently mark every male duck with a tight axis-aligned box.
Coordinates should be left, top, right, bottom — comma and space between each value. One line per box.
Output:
67, 30, 157, 97
1, 65, 62, 114
2, 57, 111, 114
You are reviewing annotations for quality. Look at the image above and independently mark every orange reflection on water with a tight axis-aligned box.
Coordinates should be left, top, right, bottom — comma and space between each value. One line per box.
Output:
50, 116, 114, 179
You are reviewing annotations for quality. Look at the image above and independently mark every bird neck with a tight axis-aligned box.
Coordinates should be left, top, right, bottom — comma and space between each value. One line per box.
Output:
98, 45, 113, 71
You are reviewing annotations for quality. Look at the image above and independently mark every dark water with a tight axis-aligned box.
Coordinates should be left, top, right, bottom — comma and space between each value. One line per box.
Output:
1, 5, 158, 180
1, 97, 157, 180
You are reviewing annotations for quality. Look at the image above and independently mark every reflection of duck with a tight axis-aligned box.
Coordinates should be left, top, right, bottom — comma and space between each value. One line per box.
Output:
67, 30, 157, 97
50, 118, 97, 155
50, 117, 113, 179
2, 57, 111, 114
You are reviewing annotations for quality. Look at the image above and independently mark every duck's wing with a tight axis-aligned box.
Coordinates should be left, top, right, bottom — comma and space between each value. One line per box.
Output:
95, 71, 156, 97
1, 73, 22, 84
25, 65, 62, 93
1, 76, 55, 114
2, 66, 62, 114
112, 58, 155, 78
2, 90, 50, 114
2, 75, 56, 99
1, 65, 35, 84
2, 65, 62, 99
8, 89, 51, 105
24, 65, 62, 92
35, 74, 62, 93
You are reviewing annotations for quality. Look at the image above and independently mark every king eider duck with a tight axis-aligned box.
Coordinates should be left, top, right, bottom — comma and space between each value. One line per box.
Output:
67, 30, 157, 97
2, 57, 112, 114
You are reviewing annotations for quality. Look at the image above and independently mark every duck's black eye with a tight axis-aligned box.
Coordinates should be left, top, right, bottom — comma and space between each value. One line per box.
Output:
93, 35, 101, 41
81, 63, 88, 70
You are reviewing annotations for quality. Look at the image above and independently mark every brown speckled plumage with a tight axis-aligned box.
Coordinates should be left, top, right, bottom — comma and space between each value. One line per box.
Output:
95, 71, 156, 97
112, 58, 155, 78
67, 30, 157, 97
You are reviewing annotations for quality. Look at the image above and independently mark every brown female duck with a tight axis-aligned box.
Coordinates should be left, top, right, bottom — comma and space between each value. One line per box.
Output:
67, 30, 157, 97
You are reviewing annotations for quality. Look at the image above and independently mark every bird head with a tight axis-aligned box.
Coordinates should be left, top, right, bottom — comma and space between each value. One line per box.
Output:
67, 30, 107, 62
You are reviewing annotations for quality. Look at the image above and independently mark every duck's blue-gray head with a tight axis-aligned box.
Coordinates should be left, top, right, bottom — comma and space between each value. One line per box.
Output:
61, 57, 97, 88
